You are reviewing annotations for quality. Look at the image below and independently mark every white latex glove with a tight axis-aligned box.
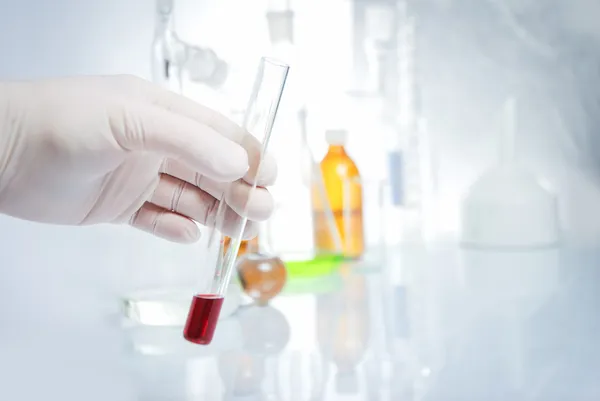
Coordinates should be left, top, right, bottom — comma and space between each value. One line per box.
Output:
0, 75, 277, 243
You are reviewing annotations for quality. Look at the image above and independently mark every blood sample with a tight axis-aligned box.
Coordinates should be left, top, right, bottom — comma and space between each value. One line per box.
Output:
183, 294, 224, 345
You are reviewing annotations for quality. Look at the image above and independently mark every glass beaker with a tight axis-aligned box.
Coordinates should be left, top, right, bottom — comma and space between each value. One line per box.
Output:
236, 221, 288, 306
183, 57, 289, 345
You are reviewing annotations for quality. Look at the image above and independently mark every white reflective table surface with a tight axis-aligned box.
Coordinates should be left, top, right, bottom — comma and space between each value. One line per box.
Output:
2, 243, 599, 401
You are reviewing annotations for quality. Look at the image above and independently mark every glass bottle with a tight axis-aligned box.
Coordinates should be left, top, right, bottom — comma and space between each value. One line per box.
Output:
313, 130, 365, 259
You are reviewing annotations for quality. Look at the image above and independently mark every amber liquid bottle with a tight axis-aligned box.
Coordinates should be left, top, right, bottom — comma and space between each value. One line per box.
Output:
313, 129, 364, 259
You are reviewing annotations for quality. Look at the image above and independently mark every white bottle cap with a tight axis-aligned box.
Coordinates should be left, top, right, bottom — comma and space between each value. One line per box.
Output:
325, 129, 348, 146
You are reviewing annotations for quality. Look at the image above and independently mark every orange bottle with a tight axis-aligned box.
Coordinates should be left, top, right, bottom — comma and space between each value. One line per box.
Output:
312, 130, 364, 258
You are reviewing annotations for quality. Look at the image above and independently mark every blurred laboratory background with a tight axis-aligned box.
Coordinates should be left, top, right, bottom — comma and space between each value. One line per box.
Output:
2, 0, 600, 400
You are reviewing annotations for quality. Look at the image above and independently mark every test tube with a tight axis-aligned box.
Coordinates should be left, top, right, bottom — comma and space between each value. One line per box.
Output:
184, 57, 290, 345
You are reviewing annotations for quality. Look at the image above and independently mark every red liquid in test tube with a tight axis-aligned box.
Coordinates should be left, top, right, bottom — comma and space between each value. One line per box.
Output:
183, 294, 224, 345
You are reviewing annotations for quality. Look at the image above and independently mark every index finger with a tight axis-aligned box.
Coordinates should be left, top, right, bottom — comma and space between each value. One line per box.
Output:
123, 76, 277, 185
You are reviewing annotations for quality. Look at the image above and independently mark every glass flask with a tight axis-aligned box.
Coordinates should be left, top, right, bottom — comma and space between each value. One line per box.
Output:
236, 222, 288, 306
151, 0, 229, 94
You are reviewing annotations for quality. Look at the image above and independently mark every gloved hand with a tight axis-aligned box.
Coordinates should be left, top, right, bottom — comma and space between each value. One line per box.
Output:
0, 75, 277, 243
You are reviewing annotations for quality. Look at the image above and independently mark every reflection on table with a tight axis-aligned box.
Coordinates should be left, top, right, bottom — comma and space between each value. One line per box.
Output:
124, 244, 600, 401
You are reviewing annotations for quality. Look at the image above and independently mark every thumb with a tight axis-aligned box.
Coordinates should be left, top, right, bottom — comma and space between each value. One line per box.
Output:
111, 103, 249, 182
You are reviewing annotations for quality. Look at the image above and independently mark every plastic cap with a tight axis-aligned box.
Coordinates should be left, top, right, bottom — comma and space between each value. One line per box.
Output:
325, 129, 348, 146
